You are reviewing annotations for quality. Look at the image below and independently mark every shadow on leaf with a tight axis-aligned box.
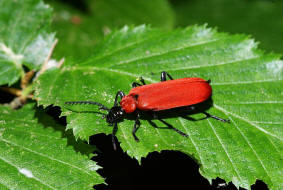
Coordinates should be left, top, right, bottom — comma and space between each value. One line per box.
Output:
33, 105, 96, 156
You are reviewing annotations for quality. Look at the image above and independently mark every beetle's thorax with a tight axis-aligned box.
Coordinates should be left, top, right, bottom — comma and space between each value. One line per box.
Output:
120, 95, 137, 113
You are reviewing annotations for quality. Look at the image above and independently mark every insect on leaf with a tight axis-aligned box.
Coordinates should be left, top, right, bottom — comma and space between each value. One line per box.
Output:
34, 25, 283, 190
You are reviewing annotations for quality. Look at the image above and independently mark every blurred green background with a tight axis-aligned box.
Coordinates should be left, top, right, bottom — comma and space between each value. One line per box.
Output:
46, 0, 283, 60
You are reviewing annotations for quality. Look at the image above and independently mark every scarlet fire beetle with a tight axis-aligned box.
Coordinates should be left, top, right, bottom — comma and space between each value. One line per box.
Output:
66, 71, 229, 149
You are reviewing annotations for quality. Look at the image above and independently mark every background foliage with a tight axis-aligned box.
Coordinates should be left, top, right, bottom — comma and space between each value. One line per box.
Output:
0, 0, 282, 189
171, 0, 283, 54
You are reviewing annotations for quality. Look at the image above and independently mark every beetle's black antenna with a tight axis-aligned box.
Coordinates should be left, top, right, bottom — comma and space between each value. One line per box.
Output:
203, 112, 230, 123
65, 101, 110, 111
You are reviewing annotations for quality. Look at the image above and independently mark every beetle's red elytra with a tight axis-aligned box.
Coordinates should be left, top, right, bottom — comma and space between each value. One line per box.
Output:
121, 77, 212, 113
65, 71, 229, 150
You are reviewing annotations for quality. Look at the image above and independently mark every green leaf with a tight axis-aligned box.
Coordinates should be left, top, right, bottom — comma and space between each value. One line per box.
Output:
34, 25, 283, 189
0, 0, 55, 85
0, 104, 104, 189
172, 0, 283, 54
47, 0, 174, 59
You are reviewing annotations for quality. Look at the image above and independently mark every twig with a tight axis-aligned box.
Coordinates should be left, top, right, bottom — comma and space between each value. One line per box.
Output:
0, 87, 22, 96
57, 57, 65, 68
21, 70, 35, 89
38, 38, 58, 75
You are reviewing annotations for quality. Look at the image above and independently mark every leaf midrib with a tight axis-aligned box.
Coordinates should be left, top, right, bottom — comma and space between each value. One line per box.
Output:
0, 138, 94, 177
105, 37, 222, 68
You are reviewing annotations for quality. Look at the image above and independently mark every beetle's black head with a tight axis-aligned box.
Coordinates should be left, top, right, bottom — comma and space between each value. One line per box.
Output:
106, 106, 125, 124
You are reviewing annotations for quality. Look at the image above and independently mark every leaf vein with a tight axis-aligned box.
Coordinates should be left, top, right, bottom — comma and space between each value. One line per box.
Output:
178, 118, 204, 164
250, 121, 283, 124
0, 180, 9, 189
214, 105, 282, 141
0, 138, 93, 177
46, 70, 61, 104
8, 2, 27, 48
232, 101, 283, 105
108, 38, 221, 68
1, 125, 64, 140
212, 79, 282, 86
207, 120, 243, 183
229, 117, 273, 182
119, 125, 138, 156
63, 66, 156, 83
165, 56, 259, 72
91, 31, 159, 62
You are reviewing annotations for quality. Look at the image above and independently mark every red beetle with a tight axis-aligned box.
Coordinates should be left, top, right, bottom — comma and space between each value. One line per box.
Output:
66, 71, 229, 150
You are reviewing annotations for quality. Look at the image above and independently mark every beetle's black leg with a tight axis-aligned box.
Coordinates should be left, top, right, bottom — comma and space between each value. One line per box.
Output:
132, 82, 142, 88
114, 91, 125, 107
140, 77, 146, 85
132, 77, 146, 88
148, 118, 188, 137
147, 111, 188, 137
112, 122, 118, 150
132, 111, 141, 142
161, 71, 174, 81
203, 111, 230, 123
158, 119, 188, 137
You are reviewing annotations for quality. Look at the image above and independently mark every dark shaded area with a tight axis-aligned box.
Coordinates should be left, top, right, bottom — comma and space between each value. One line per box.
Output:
0, 79, 22, 104
91, 134, 213, 190
35, 105, 96, 156
251, 180, 269, 190
49, 0, 89, 12
0, 85, 15, 103
44, 105, 67, 126
91, 134, 268, 190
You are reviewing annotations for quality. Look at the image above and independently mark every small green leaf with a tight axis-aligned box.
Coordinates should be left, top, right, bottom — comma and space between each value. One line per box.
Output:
0, 0, 55, 85
34, 25, 283, 189
0, 104, 104, 189
47, 0, 174, 59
